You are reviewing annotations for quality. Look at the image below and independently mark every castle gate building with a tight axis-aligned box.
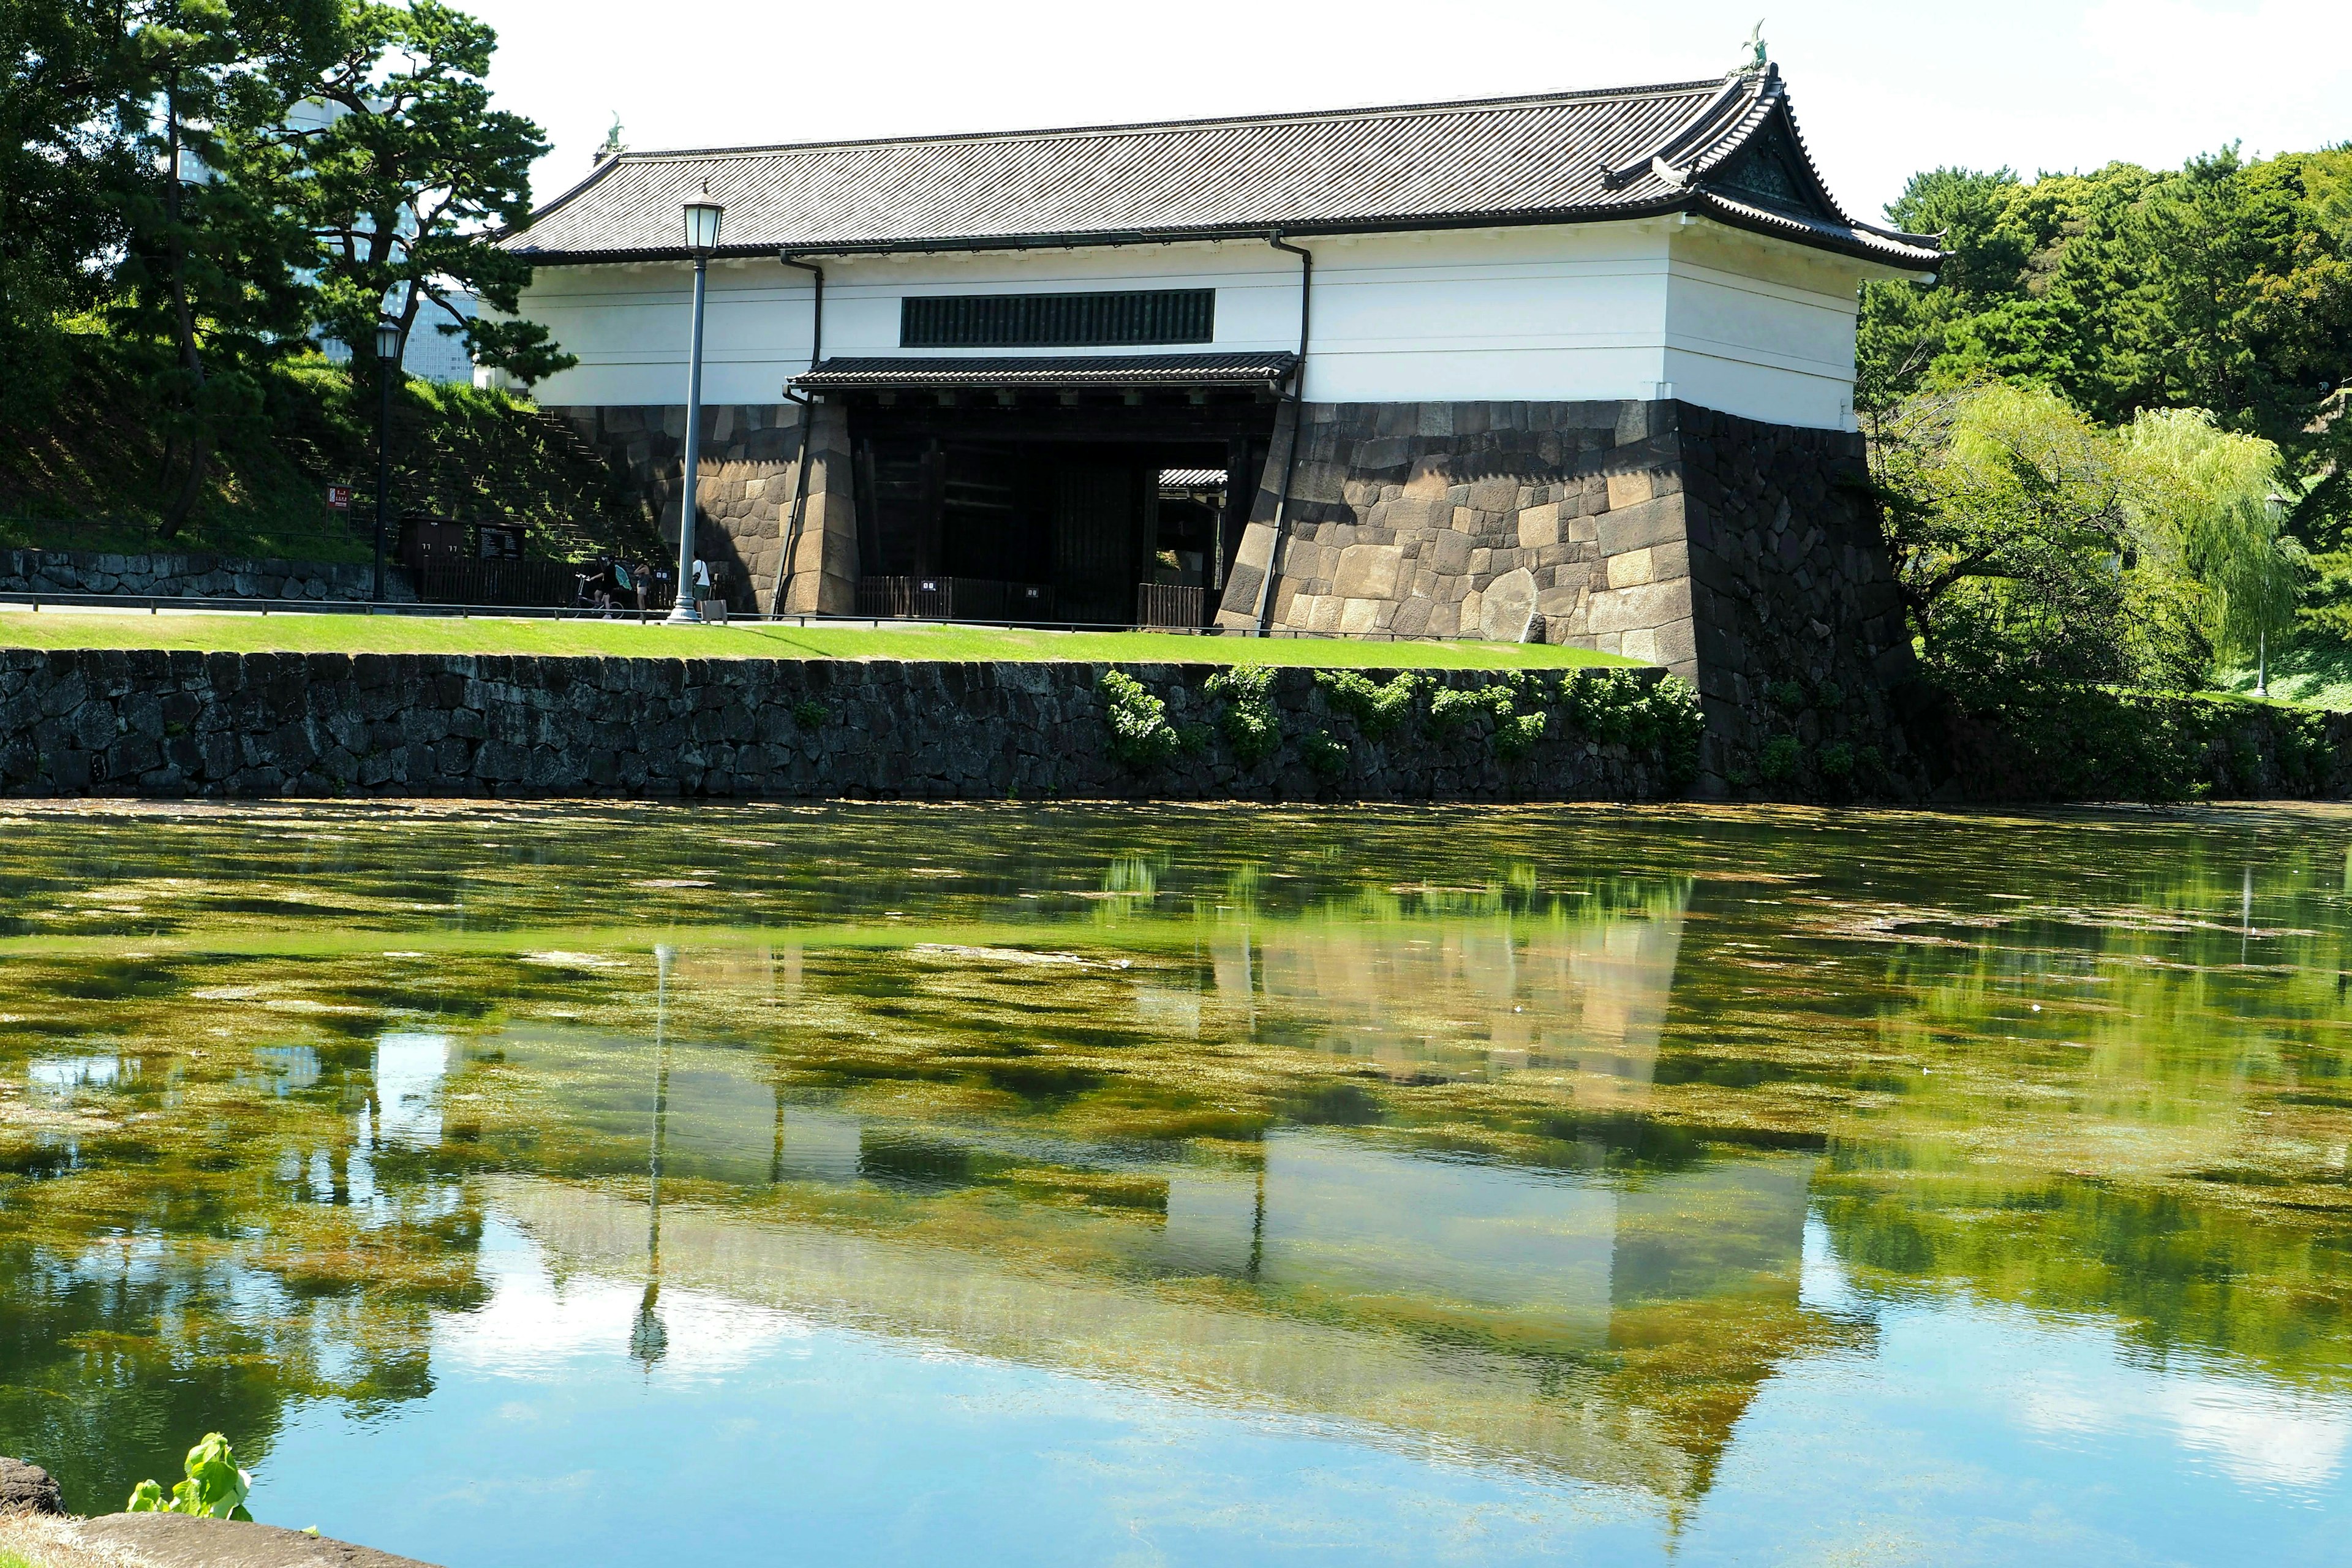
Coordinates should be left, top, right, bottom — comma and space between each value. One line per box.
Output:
497, 62, 1940, 753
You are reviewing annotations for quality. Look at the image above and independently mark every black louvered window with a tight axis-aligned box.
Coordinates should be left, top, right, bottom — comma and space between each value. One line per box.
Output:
901, 290, 1215, 349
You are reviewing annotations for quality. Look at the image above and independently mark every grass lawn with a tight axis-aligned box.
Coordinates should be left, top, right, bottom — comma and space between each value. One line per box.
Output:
0, 609, 1638, 670
2213, 641, 2352, 710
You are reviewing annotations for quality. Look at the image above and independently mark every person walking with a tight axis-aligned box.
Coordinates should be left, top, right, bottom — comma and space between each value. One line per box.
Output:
631, 559, 652, 622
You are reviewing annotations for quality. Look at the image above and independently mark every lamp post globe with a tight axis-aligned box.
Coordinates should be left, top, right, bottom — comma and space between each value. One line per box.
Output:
668, 185, 725, 625
372, 318, 402, 606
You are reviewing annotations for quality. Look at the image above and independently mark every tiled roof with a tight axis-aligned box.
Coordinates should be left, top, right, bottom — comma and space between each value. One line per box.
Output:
791, 353, 1299, 391
503, 67, 1939, 271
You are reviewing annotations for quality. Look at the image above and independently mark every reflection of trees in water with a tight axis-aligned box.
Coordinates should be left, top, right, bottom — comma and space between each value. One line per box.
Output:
1814, 1171, 2352, 1393
0, 984, 489, 1513
8, 802, 2352, 1515
0, 1231, 459, 1515
1656, 865, 2352, 1394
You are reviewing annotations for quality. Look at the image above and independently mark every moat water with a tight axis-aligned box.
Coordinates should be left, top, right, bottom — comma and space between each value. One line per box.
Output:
1, 802, 2346, 1566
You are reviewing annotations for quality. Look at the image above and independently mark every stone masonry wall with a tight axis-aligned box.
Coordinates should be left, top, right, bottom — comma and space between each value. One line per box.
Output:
1212, 399, 1920, 790
775, 400, 859, 616
0, 549, 409, 602
0, 650, 1685, 802
549, 402, 804, 616
1673, 404, 1918, 786
1216, 400, 1643, 643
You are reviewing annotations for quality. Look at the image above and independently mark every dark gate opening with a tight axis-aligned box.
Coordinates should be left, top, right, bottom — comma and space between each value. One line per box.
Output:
841, 391, 1275, 628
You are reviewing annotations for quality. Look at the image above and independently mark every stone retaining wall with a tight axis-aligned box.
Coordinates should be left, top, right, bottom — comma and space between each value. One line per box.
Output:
0, 548, 408, 602
548, 401, 856, 617
1211, 399, 1919, 791
0, 650, 1688, 801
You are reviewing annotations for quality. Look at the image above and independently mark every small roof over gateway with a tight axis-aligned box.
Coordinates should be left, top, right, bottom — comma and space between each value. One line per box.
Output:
503, 67, 1939, 271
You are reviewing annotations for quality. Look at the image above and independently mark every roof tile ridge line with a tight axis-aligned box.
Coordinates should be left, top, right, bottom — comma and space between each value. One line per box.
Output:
1850, 216, 1945, 248
499, 195, 1711, 262
1604, 74, 1753, 186
503, 154, 625, 238
602, 77, 1741, 164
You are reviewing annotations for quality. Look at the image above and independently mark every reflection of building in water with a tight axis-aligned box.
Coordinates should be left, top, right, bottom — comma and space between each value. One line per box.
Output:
374, 1032, 451, 1149
466, 889, 1823, 1503
1207, 884, 1689, 1102
487, 1097, 1816, 1504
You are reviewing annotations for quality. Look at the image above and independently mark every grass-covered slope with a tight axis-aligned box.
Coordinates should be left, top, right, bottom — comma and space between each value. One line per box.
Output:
0, 339, 652, 566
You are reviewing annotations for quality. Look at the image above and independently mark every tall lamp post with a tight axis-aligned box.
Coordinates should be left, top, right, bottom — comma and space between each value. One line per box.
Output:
372, 317, 402, 605
668, 186, 725, 624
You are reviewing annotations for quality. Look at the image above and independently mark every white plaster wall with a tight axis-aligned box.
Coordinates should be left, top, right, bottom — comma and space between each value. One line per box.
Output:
511, 218, 1879, 429
1662, 221, 1869, 430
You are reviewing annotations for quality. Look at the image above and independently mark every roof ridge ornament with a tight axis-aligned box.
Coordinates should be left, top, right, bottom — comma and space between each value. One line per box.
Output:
596, 114, 624, 167
1735, 20, 1768, 77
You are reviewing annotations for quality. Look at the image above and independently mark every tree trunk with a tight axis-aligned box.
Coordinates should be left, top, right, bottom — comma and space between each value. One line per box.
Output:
157, 69, 209, 542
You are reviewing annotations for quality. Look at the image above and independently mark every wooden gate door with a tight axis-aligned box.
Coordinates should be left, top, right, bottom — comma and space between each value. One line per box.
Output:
1052, 463, 1148, 625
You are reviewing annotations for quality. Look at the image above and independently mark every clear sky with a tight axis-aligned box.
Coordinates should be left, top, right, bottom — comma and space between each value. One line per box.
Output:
461, 0, 2349, 222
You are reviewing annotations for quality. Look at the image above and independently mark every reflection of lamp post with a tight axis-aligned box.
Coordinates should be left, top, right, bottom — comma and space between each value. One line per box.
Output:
630, 943, 676, 1369
667, 187, 725, 625
372, 317, 402, 604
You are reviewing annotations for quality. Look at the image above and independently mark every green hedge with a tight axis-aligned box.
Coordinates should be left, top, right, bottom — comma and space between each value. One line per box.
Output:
1951, 690, 2346, 801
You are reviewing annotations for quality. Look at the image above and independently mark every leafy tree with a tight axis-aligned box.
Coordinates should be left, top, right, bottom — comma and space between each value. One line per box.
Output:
1871, 382, 2185, 703
0, 2, 139, 421
2118, 409, 2300, 671
279, 0, 572, 386
1874, 377, 2308, 701
1861, 150, 2352, 515
108, 0, 342, 535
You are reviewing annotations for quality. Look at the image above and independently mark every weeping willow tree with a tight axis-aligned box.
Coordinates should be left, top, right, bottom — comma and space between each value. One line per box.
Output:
2118, 409, 2301, 692
1872, 383, 2200, 701
1873, 383, 2300, 701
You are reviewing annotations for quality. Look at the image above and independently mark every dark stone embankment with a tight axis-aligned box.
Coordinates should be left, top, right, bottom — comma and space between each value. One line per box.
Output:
1, 548, 409, 603
0, 650, 1691, 801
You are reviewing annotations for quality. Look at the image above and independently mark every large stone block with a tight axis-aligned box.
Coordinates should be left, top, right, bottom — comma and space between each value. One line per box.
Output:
1477, 568, 1539, 643
1596, 495, 1687, 556
1332, 543, 1404, 600
1584, 579, 1691, 636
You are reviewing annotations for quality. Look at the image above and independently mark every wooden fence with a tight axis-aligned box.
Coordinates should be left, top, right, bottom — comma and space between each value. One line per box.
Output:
856, 576, 1057, 621
407, 557, 654, 609
1135, 582, 1207, 629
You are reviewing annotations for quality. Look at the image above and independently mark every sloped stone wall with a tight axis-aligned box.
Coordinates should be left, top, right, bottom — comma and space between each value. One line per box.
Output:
549, 402, 816, 615
1673, 404, 1918, 783
0, 548, 407, 602
1216, 401, 1647, 642
0, 649, 1686, 802
1212, 399, 1921, 790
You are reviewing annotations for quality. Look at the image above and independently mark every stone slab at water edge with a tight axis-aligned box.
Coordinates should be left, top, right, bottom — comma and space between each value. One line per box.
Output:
0, 649, 1695, 802
0, 1512, 439, 1568
0, 548, 410, 602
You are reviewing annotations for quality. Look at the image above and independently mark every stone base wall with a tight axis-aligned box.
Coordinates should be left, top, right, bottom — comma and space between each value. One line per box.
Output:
777, 400, 858, 616
1212, 399, 1919, 790
1673, 404, 1918, 784
0, 549, 409, 602
548, 403, 813, 615
0, 650, 1686, 802
1216, 401, 1647, 643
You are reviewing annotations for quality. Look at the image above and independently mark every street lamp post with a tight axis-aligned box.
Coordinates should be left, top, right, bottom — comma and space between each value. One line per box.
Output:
668, 186, 725, 625
373, 317, 402, 605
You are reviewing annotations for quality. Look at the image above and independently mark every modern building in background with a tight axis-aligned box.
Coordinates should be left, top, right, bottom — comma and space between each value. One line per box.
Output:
316, 288, 481, 385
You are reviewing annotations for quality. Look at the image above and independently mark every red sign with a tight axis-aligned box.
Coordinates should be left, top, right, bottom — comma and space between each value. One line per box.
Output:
325, 484, 353, 511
